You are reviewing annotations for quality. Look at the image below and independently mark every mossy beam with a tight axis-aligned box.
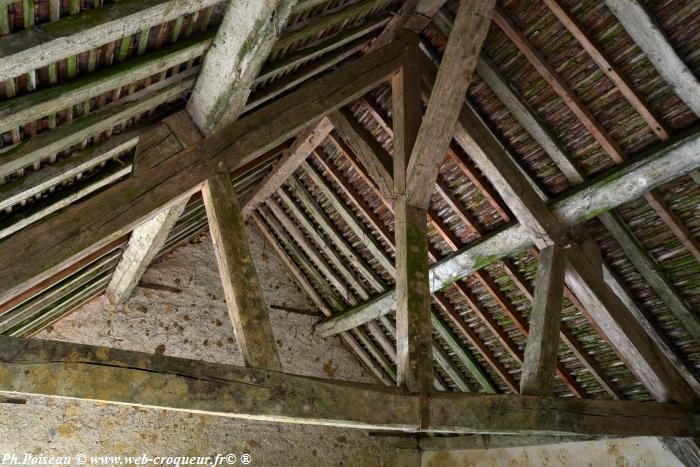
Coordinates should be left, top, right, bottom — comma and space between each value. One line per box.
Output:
435, 8, 700, 347
186, 0, 298, 133
0, 335, 696, 436
0, 0, 221, 82
0, 35, 212, 134
0, 335, 419, 431
316, 128, 700, 336
0, 72, 197, 180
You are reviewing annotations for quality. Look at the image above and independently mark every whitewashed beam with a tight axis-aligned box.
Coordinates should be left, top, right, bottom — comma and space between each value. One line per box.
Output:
0, 70, 197, 180
450, 94, 697, 403
105, 203, 186, 305
0, 132, 140, 213
186, 0, 298, 133
316, 128, 700, 336
106, 113, 202, 306
240, 117, 332, 218
604, 0, 700, 117
0, 0, 221, 83
432, 9, 700, 353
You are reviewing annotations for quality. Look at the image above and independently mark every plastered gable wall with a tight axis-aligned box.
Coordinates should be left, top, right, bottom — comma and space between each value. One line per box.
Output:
0, 225, 406, 466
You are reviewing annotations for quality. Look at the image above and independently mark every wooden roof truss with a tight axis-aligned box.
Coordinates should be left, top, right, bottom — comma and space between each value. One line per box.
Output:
0, 0, 698, 446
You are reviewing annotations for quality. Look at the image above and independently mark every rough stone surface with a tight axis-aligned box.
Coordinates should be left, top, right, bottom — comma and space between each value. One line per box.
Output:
421, 437, 683, 466
0, 225, 405, 466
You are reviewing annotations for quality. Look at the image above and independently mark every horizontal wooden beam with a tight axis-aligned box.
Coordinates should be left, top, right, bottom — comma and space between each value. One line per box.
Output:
0, 38, 405, 304
0, 336, 695, 436
0, 0, 221, 82
428, 393, 697, 436
316, 127, 700, 336
0, 335, 417, 430
419, 434, 610, 451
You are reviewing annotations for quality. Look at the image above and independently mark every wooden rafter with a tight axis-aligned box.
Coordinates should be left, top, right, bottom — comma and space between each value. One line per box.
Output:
241, 117, 333, 219
491, 7, 700, 290
433, 7, 700, 370
450, 88, 696, 402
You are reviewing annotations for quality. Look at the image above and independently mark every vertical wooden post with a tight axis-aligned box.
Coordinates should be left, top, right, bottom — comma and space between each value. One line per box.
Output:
520, 245, 565, 396
392, 33, 432, 396
203, 166, 282, 370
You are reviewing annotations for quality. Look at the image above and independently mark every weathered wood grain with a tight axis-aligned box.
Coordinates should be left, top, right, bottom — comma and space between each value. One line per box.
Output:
405, 0, 496, 208
0, 335, 695, 435
520, 246, 565, 396
241, 117, 332, 219
187, 0, 298, 133
203, 170, 281, 370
